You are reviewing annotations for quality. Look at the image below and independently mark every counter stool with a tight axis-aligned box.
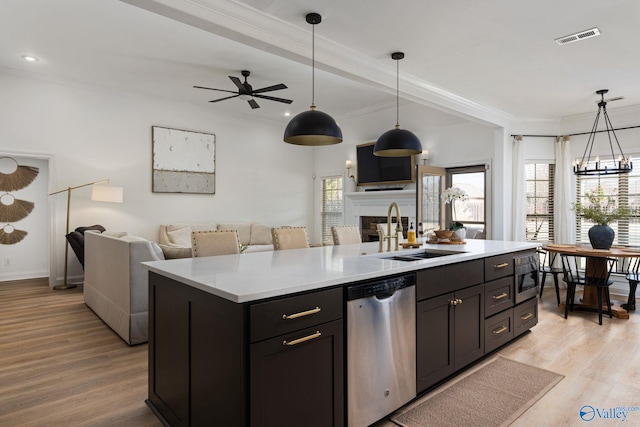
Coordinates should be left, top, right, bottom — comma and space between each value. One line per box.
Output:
191, 230, 240, 257
271, 227, 309, 250
331, 225, 361, 245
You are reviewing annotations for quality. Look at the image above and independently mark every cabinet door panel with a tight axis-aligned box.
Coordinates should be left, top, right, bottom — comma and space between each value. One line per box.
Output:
250, 320, 344, 427
416, 293, 455, 392
454, 284, 485, 370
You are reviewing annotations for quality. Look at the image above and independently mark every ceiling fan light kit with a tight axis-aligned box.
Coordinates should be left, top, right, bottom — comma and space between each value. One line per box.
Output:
374, 52, 422, 157
283, 12, 342, 146
573, 89, 633, 176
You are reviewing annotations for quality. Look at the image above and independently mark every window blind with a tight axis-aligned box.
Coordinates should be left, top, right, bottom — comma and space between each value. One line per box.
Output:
525, 163, 555, 243
321, 176, 343, 245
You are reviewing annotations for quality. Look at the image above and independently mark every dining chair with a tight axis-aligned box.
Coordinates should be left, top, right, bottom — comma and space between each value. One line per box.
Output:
625, 257, 640, 311
271, 226, 310, 250
560, 254, 616, 325
191, 230, 240, 257
331, 225, 361, 245
537, 249, 562, 305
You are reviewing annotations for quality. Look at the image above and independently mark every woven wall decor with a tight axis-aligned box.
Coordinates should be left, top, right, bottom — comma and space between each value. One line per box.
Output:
0, 193, 34, 222
0, 157, 39, 191
0, 224, 27, 245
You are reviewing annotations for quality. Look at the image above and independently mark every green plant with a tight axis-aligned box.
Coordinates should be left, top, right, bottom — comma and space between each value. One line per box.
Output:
572, 187, 630, 226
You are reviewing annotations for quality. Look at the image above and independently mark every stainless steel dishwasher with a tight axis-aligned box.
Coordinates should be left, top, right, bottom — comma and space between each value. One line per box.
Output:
346, 273, 416, 427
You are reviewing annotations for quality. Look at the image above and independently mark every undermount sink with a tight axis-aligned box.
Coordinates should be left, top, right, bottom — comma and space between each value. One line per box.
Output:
380, 249, 464, 262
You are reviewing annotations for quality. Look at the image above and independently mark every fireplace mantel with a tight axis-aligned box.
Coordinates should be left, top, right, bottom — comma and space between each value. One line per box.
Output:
344, 190, 416, 231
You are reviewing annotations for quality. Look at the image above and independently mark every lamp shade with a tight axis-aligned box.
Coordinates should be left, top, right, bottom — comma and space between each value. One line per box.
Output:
374, 126, 422, 157
91, 185, 123, 203
284, 107, 343, 146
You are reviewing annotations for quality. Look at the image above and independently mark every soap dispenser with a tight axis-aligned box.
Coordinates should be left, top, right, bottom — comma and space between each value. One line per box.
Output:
408, 222, 416, 243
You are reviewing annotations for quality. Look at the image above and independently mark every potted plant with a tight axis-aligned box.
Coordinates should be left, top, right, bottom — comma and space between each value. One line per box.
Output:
572, 186, 631, 249
441, 186, 468, 240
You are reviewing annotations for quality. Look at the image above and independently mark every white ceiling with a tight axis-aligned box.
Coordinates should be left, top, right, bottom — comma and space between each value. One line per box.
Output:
2, 0, 640, 129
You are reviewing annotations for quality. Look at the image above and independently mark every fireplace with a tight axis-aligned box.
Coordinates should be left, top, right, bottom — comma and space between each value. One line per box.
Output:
360, 216, 409, 242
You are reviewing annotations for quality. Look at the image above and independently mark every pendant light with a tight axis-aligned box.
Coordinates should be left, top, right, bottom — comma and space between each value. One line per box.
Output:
284, 13, 342, 146
573, 89, 633, 175
374, 52, 422, 157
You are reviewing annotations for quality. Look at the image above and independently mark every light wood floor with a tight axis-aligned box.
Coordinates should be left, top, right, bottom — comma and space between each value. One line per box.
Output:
0, 278, 161, 427
2, 279, 639, 426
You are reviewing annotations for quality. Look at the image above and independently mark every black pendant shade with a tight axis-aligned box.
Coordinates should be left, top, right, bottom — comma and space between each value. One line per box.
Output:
284, 106, 343, 146
284, 13, 342, 146
374, 52, 422, 157
374, 125, 422, 157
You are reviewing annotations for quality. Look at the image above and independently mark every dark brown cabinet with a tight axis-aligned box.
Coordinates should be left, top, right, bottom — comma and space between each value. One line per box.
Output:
147, 273, 343, 427
416, 260, 484, 392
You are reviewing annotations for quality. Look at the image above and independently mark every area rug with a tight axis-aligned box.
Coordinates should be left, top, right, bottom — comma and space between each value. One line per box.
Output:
390, 356, 563, 427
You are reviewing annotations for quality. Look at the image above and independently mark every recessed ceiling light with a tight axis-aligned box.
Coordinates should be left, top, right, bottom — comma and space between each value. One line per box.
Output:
283, 112, 291, 117
21, 55, 39, 62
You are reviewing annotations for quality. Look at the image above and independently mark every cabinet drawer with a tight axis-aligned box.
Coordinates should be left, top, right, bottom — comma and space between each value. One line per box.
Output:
514, 297, 538, 337
484, 254, 514, 282
484, 309, 514, 353
417, 259, 483, 301
250, 288, 342, 343
484, 277, 514, 318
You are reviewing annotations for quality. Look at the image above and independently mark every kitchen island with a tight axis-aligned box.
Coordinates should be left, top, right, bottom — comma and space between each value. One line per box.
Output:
142, 239, 539, 427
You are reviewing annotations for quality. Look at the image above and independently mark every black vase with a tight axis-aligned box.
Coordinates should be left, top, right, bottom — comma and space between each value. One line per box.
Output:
588, 225, 615, 249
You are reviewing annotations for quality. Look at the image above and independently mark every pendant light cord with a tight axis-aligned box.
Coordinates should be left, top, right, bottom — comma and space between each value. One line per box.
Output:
311, 22, 315, 108
396, 58, 399, 127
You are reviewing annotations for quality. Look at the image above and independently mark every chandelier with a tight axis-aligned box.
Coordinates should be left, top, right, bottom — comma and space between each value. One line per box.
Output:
573, 89, 633, 176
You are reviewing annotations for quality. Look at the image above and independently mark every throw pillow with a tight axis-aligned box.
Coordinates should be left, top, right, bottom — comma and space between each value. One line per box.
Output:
167, 226, 192, 247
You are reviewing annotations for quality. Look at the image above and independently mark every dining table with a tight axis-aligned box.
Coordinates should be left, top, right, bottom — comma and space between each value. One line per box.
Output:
542, 244, 640, 320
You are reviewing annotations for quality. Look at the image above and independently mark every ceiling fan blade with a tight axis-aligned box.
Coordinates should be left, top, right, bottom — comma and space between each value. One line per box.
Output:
252, 83, 287, 94
194, 85, 237, 94
209, 94, 240, 103
229, 76, 245, 90
253, 94, 293, 104
248, 99, 260, 109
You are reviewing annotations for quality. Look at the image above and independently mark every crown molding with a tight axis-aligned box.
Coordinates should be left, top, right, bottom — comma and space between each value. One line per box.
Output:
122, 0, 514, 128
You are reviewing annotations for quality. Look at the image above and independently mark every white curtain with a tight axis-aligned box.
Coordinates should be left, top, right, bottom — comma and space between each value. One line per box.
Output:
554, 136, 575, 244
512, 135, 526, 241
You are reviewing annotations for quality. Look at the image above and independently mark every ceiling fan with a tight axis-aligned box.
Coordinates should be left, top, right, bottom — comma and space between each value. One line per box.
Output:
194, 70, 292, 109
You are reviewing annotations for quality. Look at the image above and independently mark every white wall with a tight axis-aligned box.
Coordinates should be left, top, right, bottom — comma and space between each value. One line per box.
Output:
0, 72, 315, 284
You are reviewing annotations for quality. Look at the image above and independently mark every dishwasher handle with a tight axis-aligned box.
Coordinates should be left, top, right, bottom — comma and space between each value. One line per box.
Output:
346, 274, 415, 301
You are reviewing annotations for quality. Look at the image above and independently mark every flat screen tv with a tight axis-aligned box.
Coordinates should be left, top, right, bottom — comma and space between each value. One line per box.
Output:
356, 142, 415, 186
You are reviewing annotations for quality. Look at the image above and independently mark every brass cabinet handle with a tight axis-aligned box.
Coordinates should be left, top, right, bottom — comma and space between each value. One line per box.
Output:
283, 331, 321, 346
282, 307, 321, 320
521, 313, 534, 320
449, 298, 463, 306
492, 325, 508, 335
493, 262, 509, 268
492, 292, 508, 300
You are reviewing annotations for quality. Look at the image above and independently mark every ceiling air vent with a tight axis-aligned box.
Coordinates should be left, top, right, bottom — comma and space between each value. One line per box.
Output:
555, 27, 600, 45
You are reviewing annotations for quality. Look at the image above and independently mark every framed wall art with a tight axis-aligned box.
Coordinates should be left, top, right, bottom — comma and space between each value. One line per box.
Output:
152, 126, 216, 194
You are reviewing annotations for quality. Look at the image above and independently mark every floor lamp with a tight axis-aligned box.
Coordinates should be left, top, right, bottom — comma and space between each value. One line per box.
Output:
49, 179, 124, 290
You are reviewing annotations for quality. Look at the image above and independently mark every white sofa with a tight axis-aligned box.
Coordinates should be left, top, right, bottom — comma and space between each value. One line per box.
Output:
159, 222, 274, 258
84, 231, 165, 345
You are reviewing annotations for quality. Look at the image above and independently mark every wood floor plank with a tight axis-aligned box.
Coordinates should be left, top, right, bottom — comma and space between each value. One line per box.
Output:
0, 279, 161, 427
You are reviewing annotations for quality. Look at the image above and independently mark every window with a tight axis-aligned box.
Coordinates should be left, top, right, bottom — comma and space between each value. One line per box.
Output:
321, 176, 343, 244
445, 165, 486, 237
525, 163, 555, 243
576, 160, 640, 247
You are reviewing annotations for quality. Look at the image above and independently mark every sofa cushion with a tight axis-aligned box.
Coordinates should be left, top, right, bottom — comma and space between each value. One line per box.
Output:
103, 231, 129, 238
159, 244, 193, 259
218, 223, 251, 246
250, 223, 273, 245
167, 226, 192, 247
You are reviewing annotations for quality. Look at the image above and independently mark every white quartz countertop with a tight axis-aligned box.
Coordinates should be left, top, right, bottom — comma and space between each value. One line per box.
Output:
142, 239, 539, 303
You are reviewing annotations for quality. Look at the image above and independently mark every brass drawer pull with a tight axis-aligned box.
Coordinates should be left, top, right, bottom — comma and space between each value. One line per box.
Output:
492, 292, 508, 300
492, 325, 508, 335
521, 313, 534, 320
493, 262, 509, 269
283, 331, 321, 346
282, 307, 321, 320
